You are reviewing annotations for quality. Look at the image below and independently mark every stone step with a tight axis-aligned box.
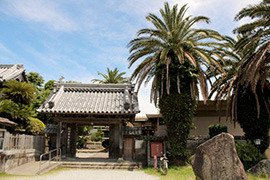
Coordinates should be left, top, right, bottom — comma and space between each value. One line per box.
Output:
61, 162, 139, 170
61, 165, 138, 170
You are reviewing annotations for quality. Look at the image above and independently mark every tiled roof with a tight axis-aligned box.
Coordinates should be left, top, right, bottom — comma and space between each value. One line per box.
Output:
0, 64, 27, 82
0, 117, 17, 126
38, 83, 140, 115
43, 124, 58, 134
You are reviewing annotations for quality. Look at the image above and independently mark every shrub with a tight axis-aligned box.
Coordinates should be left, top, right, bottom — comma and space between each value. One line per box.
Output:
236, 142, 265, 170
208, 124, 228, 138
91, 127, 104, 142
76, 136, 89, 149
26, 117, 45, 135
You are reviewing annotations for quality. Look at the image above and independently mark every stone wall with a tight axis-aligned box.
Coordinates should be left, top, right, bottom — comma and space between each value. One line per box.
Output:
0, 149, 40, 172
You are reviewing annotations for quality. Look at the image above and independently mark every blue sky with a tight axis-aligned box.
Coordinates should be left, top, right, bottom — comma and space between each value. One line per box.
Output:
0, 0, 261, 115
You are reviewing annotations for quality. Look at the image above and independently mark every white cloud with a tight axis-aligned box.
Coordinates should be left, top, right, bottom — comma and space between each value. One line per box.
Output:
0, 42, 13, 55
0, 0, 77, 31
137, 86, 159, 115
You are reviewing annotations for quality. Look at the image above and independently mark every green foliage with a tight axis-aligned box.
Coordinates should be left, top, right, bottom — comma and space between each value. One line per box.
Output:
65, 81, 81, 83
26, 117, 45, 135
91, 127, 104, 142
76, 136, 90, 149
159, 93, 196, 162
0, 99, 19, 118
32, 89, 51, 110
237, 85, 270, 153
76, 126, 94, 148
44, 80, 56, 90
0, 99, 36, 129
92, 68, 128, 84
27, 72, 44, 88
0, 77, 51, 132
1, 80, 36, 105
77, 126, 93, 136
208, 124, 228, 138
236, 142, 265, 170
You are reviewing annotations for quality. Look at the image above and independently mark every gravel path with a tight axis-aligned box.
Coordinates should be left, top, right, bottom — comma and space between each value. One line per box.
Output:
3, 169, 160, 180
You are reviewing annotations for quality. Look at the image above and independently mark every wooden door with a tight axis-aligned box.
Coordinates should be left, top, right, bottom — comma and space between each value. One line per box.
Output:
124, 137, 134, 160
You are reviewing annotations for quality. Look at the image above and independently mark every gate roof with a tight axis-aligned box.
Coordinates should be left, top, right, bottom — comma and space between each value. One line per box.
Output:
38, 83, 140, 115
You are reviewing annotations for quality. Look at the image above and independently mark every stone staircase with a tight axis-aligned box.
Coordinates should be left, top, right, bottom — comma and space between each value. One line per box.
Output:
61, 161, 140, 170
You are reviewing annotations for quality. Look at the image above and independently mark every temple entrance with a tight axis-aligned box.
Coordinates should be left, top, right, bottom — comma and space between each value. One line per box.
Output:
38, 83, 139, 161
59, 120, 126, 160
75, 125, 109, 159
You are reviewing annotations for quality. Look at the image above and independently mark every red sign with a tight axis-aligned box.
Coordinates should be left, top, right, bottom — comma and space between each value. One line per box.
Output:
151, 142, 163, 157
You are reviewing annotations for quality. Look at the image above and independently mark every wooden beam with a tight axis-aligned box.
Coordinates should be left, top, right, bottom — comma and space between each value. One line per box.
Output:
57, 118, 123, 125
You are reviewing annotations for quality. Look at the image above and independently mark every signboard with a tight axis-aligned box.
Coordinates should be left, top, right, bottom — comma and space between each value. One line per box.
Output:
151, 142, 163, 157
0, 129, 6, 152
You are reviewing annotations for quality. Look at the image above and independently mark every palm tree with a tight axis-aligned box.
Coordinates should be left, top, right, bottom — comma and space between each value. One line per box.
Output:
233, 0, 270, 112
210, 0, 270, 153
91, 68, 128, 84
127, 2, 226, 162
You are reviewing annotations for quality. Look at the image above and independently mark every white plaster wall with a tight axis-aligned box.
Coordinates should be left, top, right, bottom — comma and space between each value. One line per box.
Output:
190, 116, 244, 137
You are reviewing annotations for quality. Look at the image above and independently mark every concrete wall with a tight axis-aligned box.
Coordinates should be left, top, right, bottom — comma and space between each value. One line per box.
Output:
0, 149, 39, 172
190, 116, 244, 137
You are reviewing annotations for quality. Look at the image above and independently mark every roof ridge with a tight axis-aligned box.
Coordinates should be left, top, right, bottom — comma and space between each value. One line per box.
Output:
56, 83, 134, 89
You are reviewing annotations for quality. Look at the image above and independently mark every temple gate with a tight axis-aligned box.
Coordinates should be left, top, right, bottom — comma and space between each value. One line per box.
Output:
38, 83, 139, 159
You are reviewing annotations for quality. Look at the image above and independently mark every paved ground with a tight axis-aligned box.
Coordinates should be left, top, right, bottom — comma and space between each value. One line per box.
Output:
2, 169, 160, 180
6, 161, 59, 175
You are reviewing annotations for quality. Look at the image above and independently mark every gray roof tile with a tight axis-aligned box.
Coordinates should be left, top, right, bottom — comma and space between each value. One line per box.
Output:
0, 64, 27, 82
38, 83, 140, 114
43, 124, 58, 134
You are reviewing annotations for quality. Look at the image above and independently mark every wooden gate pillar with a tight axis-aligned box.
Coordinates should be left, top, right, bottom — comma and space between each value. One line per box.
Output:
119, 123, 123, 158
56, 121, 62, 158
109, 124, 120, 159
65, 123, 77, 158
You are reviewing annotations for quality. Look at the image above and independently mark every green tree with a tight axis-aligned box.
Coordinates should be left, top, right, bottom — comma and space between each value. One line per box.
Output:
210, 0, 270, 153
127, 2, 226, 163
32, 89, 51, 110
91, 127, 104, 142
65, 81, 81, 83
0, 99, 36, 130
233, 0, 270, 114
78, 126, 93, 136
27, 72, 45, 88
1, 80, 36, 105
44, 80, 56, 90
26, 117, 46, 135
92, 68, 128, 84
